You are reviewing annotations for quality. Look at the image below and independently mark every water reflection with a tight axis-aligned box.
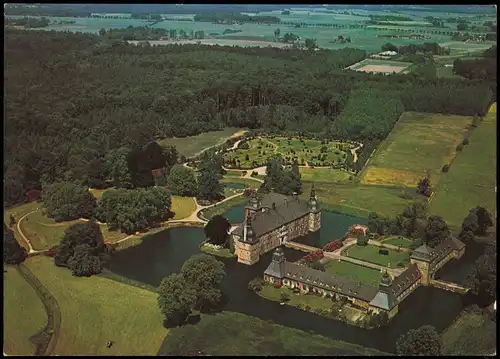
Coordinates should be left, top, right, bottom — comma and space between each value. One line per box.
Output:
109, 227, 480, 354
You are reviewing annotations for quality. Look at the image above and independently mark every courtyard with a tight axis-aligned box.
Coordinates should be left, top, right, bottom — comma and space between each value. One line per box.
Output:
344, 244, 410, 268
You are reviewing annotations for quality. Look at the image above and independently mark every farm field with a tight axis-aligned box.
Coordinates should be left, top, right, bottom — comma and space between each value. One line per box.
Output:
300, 167, 353, 183
323, 259, 382, 286
224, 137, 351, 169
24, 256, 167, 356
430, 103, 496, 230
345, 58, 412, 73
299, 182, 417, 219
362, 111, 472, 188
3, 266, 48, 356
157, 311, 387, 356
441, 311, 496, 355
382, 236, 413, 249
159, 127, 245, 158
170, 196, 197, 220
344, 244, 409, 268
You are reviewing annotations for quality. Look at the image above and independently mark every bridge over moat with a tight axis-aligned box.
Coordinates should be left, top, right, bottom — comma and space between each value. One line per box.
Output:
429, 279, 470, 294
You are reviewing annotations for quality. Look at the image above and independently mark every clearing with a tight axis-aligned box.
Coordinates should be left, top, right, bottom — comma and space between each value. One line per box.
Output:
362, 111, 472, 188
430, 103, 496, 230
170, 196, 197, 220
156, 311, 387, 356
159, 127, 245, 158
344, 244, 409, 268
224, 137, 351, 169
441, 311, 496, 355
24, 256, 167, 356
323, 259, 382, 286
3, 266, 48, 356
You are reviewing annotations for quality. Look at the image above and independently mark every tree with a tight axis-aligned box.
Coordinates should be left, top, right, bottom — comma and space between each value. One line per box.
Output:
204, 215, 230, 246
99, 28, 106, 36
180, 254, 226, 311
305, 38, 317, 50
274, 28, 280, 38
9, 214, 16, 227
67, 244, 103, 277
396, 325, 442, 355
197, 166, 223, 201
167, 164, 197, 196
417, 174, 432, 197
248, 277, 264, 292
3, 223, 28, 265
465, 247, 496, 299
157, 273, 197, 326
105, 147, 133, 189
42, 182, 97, 222
400, 201, 428, 239
310, 260, 325, 272
470, 206, 493, 235
424, 215, 450, 248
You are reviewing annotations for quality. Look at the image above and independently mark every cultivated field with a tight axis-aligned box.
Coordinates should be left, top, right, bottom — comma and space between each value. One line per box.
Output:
362, 111, 473, 188
3, 266, 48, 356
224, 137, 351, 169
25, 256, 167, 356
323, 259, 382, 286
159, 127, 245, 158
345, 244, 409, 268
430, 103, 496, 230
345, 59, 411, 74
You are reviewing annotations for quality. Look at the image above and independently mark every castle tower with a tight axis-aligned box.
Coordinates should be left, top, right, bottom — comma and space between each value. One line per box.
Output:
308, 183, 321, 232
410, 244, 432, 285
369, 270, 398, 318
244, 215, 257, 243
245, 192, 260, 219
263, 248, 286, 284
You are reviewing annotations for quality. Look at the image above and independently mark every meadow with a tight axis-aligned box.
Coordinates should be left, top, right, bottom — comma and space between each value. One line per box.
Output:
24, 256, 167, 356
159, 127, 244, 158
323, 259, 382, 286
362, 111, 472, 188
345, 244, 409, 268
157, 311, 387, 356
3, 266, 48, 356
224, 137, 350, 169
430, 104, 496, 230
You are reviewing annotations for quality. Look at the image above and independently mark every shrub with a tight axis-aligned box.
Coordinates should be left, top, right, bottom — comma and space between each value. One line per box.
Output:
26, 189, 41, 202
302, 250, 324, 262
442, 164, 450, 173
296, 303, 304, 310
357, 236, 369, 246
251, 171, 258, 177
399, 190, 414, 200
305, 305, 311, 311
323, 241, 343, 252
280, 292, 290, 302
462, 138, 469, 146
456, 143, 464, 151
243, 188, 255, 197
273, 281, 282, 289
248, 277, 264, 292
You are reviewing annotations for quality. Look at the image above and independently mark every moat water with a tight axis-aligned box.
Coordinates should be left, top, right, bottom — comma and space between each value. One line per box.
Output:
108, 226, 486, 354
223, 207, 369, 246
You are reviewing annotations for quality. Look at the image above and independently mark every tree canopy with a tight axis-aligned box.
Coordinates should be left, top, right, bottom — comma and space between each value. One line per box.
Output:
396, 325, 442, 356
42, 182, 97, 222
3, 223, 28, 265
167, 164, 198, 197
204, 215, 231, 246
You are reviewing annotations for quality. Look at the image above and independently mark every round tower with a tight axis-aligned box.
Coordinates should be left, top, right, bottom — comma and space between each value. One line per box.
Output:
308, 183, 321, 232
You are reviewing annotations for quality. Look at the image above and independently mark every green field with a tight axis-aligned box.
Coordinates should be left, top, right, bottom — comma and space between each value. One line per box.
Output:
362, 111, 472, 188
224, 137, 351, 169
157, 311, 387, 356
323, 259, 382, 286
382, 236, 413, 249
159, 127, 244, 158
345, 244, 409, 268
299, 182, 415, 219
24, 256, 167, 356
300, 167, 353, 183
430, 104, 496, 230
442, 312, 496, 355
3, 266, 48, 356
170, 196, 196, 220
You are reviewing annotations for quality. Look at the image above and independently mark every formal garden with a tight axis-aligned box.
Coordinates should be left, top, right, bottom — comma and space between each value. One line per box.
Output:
344, 241, 410, 268
223, 137, 356, 169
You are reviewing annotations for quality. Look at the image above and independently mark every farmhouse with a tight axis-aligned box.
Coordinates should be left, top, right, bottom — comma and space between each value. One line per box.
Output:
232, 186, 321, 265
264, 248, 422, 319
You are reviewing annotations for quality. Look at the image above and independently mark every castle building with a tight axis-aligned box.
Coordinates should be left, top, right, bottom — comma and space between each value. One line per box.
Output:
263, 248, 422, 319
232, 185, 321, 265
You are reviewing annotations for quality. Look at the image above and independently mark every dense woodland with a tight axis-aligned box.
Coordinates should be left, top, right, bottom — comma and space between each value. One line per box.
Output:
4, 28, 496, 206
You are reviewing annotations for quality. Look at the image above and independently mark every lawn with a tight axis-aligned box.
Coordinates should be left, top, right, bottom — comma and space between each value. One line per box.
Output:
224, 137, 351, 169
223, 183, 246, 198
345, 244, 409, 268
157, 311, 388, 356
89, 188, 109, 200
3, 265, 48, 356
158, 127, 245, 158
299, 167, 353, 183
382, 236, 413, 249
170, 195, 196, 220
24, 256, 167, 356
430, 104, 496, 231
441, 312, 496, 355
221, 176, 261, 189
362, 111, 472, 188
260, 285, 333, 311
299, 182, 416, 219
4, 201, 40, 250
323, 259, 382, 286
224, 169, 246, 177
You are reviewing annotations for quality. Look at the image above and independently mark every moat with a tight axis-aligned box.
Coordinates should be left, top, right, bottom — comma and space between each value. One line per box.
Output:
108, 224, 486, 353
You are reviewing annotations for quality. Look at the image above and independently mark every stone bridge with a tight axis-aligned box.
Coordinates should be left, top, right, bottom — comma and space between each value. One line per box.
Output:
429, 279, 470, 294
285, 241, 319, 253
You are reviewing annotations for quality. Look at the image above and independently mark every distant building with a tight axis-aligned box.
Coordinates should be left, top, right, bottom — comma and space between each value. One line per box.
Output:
232, 186, 321, 265
379, 50, 397, 56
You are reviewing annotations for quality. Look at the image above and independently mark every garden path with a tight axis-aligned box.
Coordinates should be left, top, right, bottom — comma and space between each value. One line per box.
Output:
17, 208, 38, 253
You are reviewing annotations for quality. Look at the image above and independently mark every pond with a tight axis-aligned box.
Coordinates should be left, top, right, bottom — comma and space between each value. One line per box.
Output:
222, 206, 368, 245
108, 226, 482, 354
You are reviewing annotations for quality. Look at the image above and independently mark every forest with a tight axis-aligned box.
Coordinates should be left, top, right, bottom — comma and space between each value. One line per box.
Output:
4, 28, 495, 207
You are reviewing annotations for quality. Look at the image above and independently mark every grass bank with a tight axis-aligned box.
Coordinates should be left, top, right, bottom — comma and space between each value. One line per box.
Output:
156, 311, 388, 356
